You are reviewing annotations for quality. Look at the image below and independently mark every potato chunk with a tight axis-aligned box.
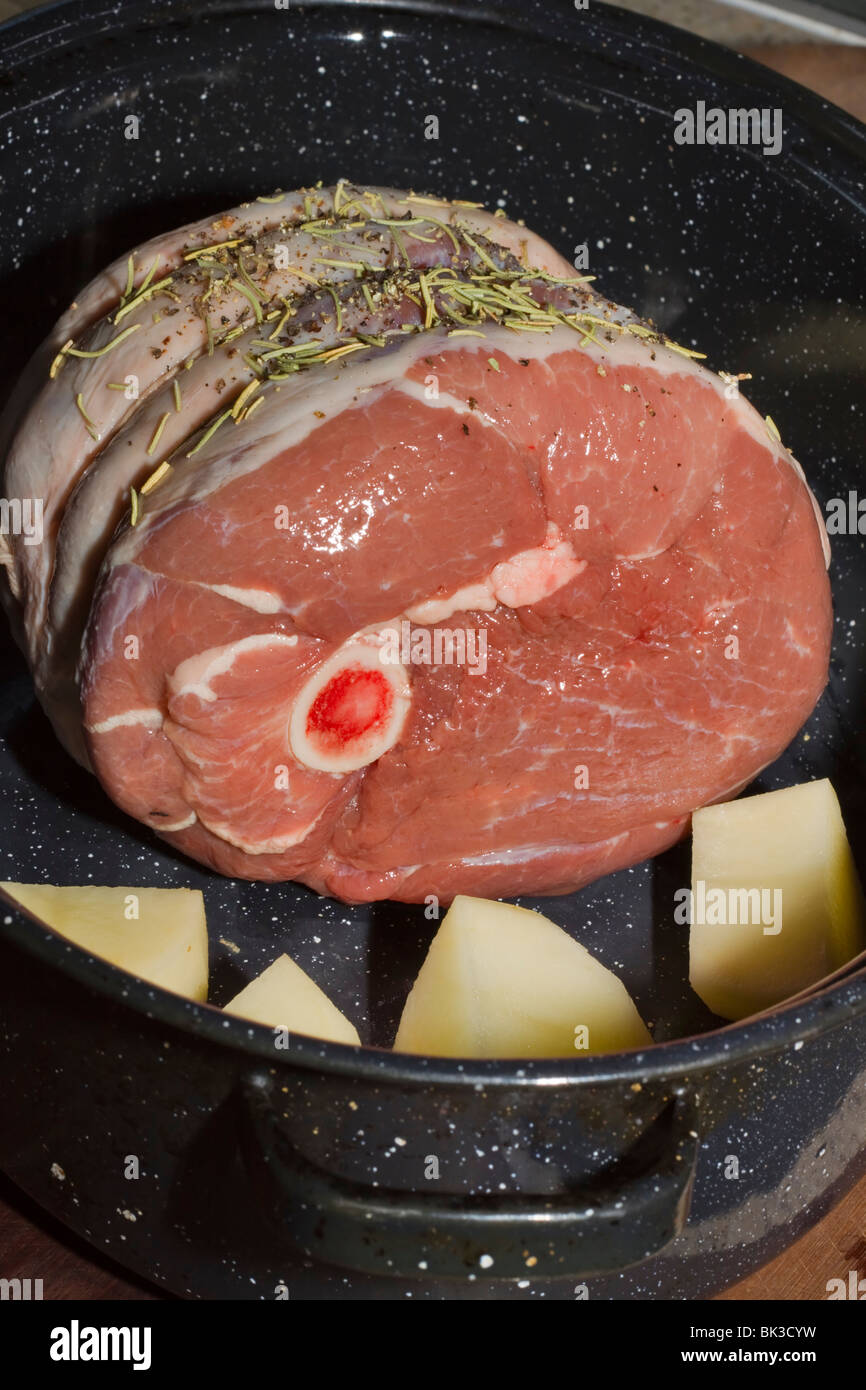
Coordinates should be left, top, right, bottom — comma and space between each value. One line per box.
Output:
394, 895, 651, 1057
223, 954, 360, 1045
1, 883, 208, 1000
689, 779, 866, 1020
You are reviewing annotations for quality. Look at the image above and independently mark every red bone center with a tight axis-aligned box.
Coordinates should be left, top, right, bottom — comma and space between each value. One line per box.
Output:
305, 664, 394, 754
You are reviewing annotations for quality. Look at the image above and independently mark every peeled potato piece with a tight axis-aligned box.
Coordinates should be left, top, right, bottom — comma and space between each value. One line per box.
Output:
394, 894, 651, 1057
689, 779, 866, 1020
223, 954, 360, 1045
1, 882, 208, 1000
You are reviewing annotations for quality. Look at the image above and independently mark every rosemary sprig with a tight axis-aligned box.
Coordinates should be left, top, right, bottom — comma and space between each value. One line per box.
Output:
140, 461, 172, 495
456, 229, 501, 273
237, 393, 266, 423
230, 278, 264, 323
114, 273, 174, 325
324, 284, 343, 333
146, 412, 171, 456
276, 262, 322, 286
185, 410, 232, 458
49, 339, 75, 379
231, 378, 262, 419
418, 272, 435, 329
183, 238, 248, 261
64, 323, 143, 360
75, 393, 100, 440
235, 257, 268, 304
312, 257, 368, 271
218, 324, 249, 346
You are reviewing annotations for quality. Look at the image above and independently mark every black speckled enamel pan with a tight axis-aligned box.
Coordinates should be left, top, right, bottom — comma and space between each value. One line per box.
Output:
0, 0, 864, 1300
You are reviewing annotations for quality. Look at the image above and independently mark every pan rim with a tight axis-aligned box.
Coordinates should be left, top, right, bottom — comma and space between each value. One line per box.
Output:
0, 0, 863, 158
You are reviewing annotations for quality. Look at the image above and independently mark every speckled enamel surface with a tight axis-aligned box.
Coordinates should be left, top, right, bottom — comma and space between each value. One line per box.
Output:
0, 0, 864, 1299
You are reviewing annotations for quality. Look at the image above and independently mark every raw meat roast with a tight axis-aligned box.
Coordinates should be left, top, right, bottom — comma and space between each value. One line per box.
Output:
0, 182, 831, 902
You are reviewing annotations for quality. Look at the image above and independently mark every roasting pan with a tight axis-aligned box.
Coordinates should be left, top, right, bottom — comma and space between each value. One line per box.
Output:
0, 0, 864, 1300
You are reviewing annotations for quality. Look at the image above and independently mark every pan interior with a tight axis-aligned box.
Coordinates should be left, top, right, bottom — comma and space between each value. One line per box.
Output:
0, 0, 864, 1051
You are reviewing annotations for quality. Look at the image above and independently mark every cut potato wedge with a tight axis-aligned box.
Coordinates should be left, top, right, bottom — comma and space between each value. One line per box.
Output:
394, 895, 651, 1057
689, 779, 866, 1020
223, 954, 360, 1045
1, 882, 208, 1000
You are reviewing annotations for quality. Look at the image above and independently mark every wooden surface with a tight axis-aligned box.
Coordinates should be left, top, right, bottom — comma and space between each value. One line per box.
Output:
718, 1171, 866, 1301
742, 43, 866, 124
0, 1173, 160, 1301
1, 1165, 863, 1300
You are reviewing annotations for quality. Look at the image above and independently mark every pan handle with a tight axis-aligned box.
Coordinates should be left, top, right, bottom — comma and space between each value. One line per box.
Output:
240, 1071, 699, 1280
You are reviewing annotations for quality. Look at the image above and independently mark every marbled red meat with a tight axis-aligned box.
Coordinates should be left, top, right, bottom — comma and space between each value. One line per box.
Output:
0, 182, 832, 902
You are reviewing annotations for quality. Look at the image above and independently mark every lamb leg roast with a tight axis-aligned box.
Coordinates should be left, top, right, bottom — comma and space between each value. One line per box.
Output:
0, 181, 831, 903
